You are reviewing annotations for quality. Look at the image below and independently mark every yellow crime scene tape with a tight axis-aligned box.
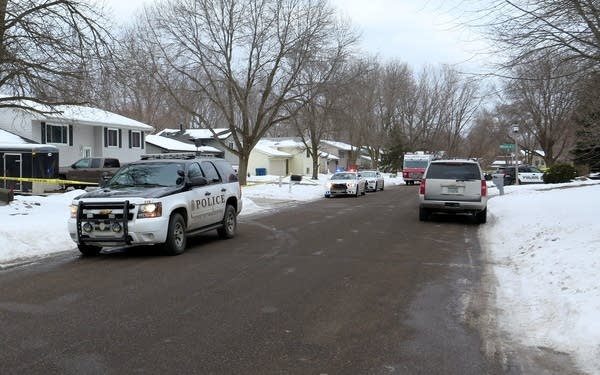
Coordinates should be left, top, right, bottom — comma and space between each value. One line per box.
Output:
0, 176, 98, 185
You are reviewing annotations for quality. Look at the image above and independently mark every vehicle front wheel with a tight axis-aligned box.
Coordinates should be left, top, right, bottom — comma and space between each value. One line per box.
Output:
380, 182, 384, 191
162, 213, 186, 255
78, 244, 102, 256
217, 205, 237, 239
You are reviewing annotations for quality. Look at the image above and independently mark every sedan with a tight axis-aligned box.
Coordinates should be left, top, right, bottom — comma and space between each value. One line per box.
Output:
324, 172, 366, 198
360, 170, 384, 192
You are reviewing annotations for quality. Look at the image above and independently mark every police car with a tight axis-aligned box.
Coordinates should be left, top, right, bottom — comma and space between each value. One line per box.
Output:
68, 153, 242, 256
360, 170, 385, 192
324, 171, 366, 197
495, 165, 544, 185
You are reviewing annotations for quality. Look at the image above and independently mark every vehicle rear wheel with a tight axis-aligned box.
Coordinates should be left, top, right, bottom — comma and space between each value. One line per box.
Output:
419, 207, 429, 221
476, 208, 487, 224
162, 213, 186, 255
217, 204, 237, 239
78, 244, 102, 256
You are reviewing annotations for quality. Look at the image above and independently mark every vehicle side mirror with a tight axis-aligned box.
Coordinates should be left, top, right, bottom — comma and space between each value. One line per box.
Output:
484, 174, 492, 181
99, 172, 111, 188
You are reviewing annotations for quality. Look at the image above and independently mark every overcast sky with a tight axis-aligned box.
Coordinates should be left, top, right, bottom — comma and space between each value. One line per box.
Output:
100, 0, 493, 72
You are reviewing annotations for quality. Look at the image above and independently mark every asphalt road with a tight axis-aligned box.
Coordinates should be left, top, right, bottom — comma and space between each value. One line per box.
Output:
1, 185, 518, 374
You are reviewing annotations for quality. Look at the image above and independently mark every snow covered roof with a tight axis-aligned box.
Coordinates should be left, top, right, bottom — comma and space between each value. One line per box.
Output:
156, 128, 232, 140
0, 129, 58, 151
254, 140, 291, 157
13, 100, 154, 131
319, 151, 339, 160
0, 129, 28, 144
146, 134, 221, 153
321, 140, 355, 151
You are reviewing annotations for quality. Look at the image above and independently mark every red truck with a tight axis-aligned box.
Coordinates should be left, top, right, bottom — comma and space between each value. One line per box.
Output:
402, 153, 434, 185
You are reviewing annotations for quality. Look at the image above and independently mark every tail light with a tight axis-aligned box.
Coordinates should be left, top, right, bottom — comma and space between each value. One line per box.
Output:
419, 179, 426, 194
481, 180, 487, 196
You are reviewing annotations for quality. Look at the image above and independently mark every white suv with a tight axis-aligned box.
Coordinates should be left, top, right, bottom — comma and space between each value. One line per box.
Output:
418, 159, 488, 223
68, 154, 242, 256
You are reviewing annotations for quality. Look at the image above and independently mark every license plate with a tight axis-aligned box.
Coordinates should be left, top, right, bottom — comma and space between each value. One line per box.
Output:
446, 186, 458, 193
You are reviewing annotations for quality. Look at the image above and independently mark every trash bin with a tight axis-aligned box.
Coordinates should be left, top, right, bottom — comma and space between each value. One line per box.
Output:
255, 168, 267, 176
492, 173, 504, 195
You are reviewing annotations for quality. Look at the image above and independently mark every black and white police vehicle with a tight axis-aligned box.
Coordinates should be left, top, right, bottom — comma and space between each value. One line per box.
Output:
68, 153, 242, 256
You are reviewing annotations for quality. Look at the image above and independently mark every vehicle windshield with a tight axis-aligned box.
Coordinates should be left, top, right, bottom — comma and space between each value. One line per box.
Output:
404, 160, 429, 168
331, 173, 356, 180
108, 162, 185, 188
361, 171, 377, 177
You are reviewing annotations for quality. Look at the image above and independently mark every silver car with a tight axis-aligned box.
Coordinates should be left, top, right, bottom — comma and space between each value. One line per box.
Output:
360, 170, 384, 192
418, 159, 488, 223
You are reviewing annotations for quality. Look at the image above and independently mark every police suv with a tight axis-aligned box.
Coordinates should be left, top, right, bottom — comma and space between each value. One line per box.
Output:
68, 153, 242, 256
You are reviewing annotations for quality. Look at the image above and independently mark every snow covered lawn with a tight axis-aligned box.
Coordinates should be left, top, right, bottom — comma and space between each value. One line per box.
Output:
481, 181, 600, 374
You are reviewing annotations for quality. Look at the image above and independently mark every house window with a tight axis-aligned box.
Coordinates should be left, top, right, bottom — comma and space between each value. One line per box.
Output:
228, 141, 234, 149
306, 149, 310, 158
338, 150, 346, 158
107, 128, 118, 147
46, 124, 68, 144
131, 131, 141, 148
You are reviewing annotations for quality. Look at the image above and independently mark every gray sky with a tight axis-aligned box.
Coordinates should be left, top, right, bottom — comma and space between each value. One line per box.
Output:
99, 0, 493, 72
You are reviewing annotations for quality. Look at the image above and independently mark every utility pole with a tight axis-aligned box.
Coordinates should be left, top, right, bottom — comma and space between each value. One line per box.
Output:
511, 124, 520, 185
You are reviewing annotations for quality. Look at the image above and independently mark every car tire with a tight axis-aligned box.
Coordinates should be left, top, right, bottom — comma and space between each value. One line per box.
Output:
325, 193, 330, 198
355, 188, 359, 197
361, 185, 366, 195
78, 244, 102, 256
380, 182, 384, 191
162, 213, 187, 255
217, 204, 237, 239
476, 208, 487, 224
419, 207, 429, 221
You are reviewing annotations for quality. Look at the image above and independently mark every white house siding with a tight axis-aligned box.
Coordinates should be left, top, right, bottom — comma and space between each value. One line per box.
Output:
0, 106, 153, 167
247, 151, 270, 175
278, 146, 307, 176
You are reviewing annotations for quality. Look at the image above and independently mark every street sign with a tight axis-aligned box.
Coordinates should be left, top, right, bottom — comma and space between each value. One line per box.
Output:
500, 143, 515, 150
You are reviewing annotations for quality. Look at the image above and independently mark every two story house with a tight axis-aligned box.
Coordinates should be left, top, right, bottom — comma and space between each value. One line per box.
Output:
0, 102, 154, 167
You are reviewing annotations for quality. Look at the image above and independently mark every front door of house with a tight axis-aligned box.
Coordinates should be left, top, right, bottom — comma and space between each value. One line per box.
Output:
3, 153, 22, 191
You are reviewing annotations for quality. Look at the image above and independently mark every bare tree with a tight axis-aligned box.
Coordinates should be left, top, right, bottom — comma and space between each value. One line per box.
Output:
142, 0, 356, 184
476, 0, 600, 72
0, 0, 111, 111
504, 54, 579, 166
435, 67, 481, 157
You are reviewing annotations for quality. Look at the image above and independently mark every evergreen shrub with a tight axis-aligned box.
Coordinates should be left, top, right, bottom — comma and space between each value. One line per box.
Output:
543, 164, 578, 183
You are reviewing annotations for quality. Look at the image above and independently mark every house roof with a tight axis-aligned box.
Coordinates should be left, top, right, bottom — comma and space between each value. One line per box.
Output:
0, 129, 28, 144
321, 140, 355, 151
0, 129, 58, 151
15, 101, 154, 131
254, 140, 292, 157
146, 134, 221, 153
157, 128, 232, 140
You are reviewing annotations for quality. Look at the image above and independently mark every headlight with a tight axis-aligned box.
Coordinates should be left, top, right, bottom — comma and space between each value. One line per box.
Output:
326, 182, 332, 189
137, 202, 162, 218
347, 183, 356, 188
70, 204, 78, 218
